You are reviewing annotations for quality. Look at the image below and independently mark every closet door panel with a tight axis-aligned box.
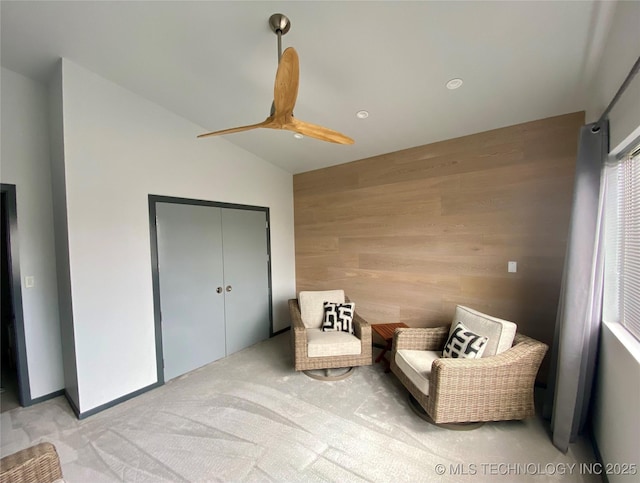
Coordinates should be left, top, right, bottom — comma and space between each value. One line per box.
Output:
221, 208, 270, 354
156, 203, 226, 381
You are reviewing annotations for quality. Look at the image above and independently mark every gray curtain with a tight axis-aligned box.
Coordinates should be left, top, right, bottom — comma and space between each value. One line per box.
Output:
544, 121, 609, 453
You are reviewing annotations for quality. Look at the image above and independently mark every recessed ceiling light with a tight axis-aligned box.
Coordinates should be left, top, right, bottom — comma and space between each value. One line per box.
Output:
446, 78, 464, 90
356, 110, 369, 119
293, 133, 304, 139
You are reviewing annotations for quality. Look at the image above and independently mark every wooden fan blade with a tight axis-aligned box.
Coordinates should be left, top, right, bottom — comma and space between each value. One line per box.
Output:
287, 118, 354, 145
273, 47, 299, 117
197, 118, 273, 138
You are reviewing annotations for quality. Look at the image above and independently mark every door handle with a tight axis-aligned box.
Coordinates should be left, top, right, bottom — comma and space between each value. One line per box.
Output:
216, 287, 223, 294
226, 285, 232, 292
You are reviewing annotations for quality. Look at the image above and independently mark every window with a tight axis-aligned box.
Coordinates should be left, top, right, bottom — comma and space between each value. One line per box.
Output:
604, 144, 640, 341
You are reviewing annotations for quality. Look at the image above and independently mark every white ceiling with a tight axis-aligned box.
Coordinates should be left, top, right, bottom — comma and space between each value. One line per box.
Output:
1, 1, 610, 174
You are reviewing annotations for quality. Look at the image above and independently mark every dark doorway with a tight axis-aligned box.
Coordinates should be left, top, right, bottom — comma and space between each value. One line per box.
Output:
1, 184, 30, 410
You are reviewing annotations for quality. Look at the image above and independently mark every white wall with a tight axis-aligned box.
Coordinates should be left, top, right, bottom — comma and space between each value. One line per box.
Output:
58, 59, 296, 413
585, 0, 640, 152
588, 2, 640, 479
593, 323, 640, 482
0, 67, 65, 399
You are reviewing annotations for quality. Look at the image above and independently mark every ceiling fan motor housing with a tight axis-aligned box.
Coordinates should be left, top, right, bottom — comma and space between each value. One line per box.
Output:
269, 14, 290, 35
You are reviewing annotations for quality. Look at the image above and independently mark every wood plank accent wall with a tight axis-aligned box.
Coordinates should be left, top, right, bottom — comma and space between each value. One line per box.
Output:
293, 112, 584, 375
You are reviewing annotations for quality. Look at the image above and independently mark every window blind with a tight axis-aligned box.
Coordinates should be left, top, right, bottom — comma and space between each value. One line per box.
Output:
618, 145, 640, 340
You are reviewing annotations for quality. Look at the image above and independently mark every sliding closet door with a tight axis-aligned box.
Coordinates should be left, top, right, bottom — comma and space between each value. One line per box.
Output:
156, 203, 226, 381
221, 208, 270, 354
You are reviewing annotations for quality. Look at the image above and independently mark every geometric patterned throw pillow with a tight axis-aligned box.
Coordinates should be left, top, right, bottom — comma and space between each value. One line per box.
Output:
321, 302, 355, 334
442, 322, 489, 359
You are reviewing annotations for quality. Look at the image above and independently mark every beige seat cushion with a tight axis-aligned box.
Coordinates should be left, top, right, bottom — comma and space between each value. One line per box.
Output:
450, 305, 517, 357
394, 349, 441, 396
299, 290, 345, 329
306, 328, 361, 357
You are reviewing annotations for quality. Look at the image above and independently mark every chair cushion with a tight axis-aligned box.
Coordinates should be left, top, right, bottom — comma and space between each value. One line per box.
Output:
442, 322, 488, 359
306, 328, 361, 357
321, 302, 355, 334
299, 290, 345, 329
451, 305, 517, 357
394, 350, 440, 396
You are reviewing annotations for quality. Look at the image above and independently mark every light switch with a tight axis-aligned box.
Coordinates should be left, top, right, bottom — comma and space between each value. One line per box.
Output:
508, 261, 517, 273
25, 276, 35, 288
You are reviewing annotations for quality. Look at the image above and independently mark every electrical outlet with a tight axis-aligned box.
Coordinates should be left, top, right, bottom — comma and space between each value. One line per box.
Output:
508, 261, 517, 273
25, 276, 35, 288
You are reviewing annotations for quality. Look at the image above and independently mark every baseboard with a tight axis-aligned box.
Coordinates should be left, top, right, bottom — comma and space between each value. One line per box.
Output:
65, 381, 162, 420
61, 328, 287, 419
23, 389, 65, 407
271, 326, 291, 337
589, 428, 610, 483
64, 390, 81, 418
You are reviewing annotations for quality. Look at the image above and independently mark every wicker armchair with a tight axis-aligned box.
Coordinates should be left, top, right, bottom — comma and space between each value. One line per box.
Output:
390, 308, 548, 425
0, 442, 63, 483
289, 293, 372, 379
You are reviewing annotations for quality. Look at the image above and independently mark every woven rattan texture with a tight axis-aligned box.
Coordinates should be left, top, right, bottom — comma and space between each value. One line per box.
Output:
0, 442, 63, 483
289, 297, 372, 371
390, 327, 548, 424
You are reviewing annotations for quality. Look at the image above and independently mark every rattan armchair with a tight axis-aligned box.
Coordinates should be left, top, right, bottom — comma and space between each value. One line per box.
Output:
0, 442, 63, 483
289, 295, 372, 378
390, 325, 548, 424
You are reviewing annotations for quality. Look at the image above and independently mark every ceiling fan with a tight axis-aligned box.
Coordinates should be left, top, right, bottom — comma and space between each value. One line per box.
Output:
198, 14, 354, 145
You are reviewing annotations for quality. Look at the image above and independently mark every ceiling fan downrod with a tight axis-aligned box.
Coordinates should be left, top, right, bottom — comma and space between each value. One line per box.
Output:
269, 13, 290, 62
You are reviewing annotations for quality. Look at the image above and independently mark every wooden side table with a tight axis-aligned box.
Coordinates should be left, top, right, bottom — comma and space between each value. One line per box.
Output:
371, 322, 409, 372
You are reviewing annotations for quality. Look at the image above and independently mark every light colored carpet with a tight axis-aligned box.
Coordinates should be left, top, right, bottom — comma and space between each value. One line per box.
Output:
1, 333, 599, 482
